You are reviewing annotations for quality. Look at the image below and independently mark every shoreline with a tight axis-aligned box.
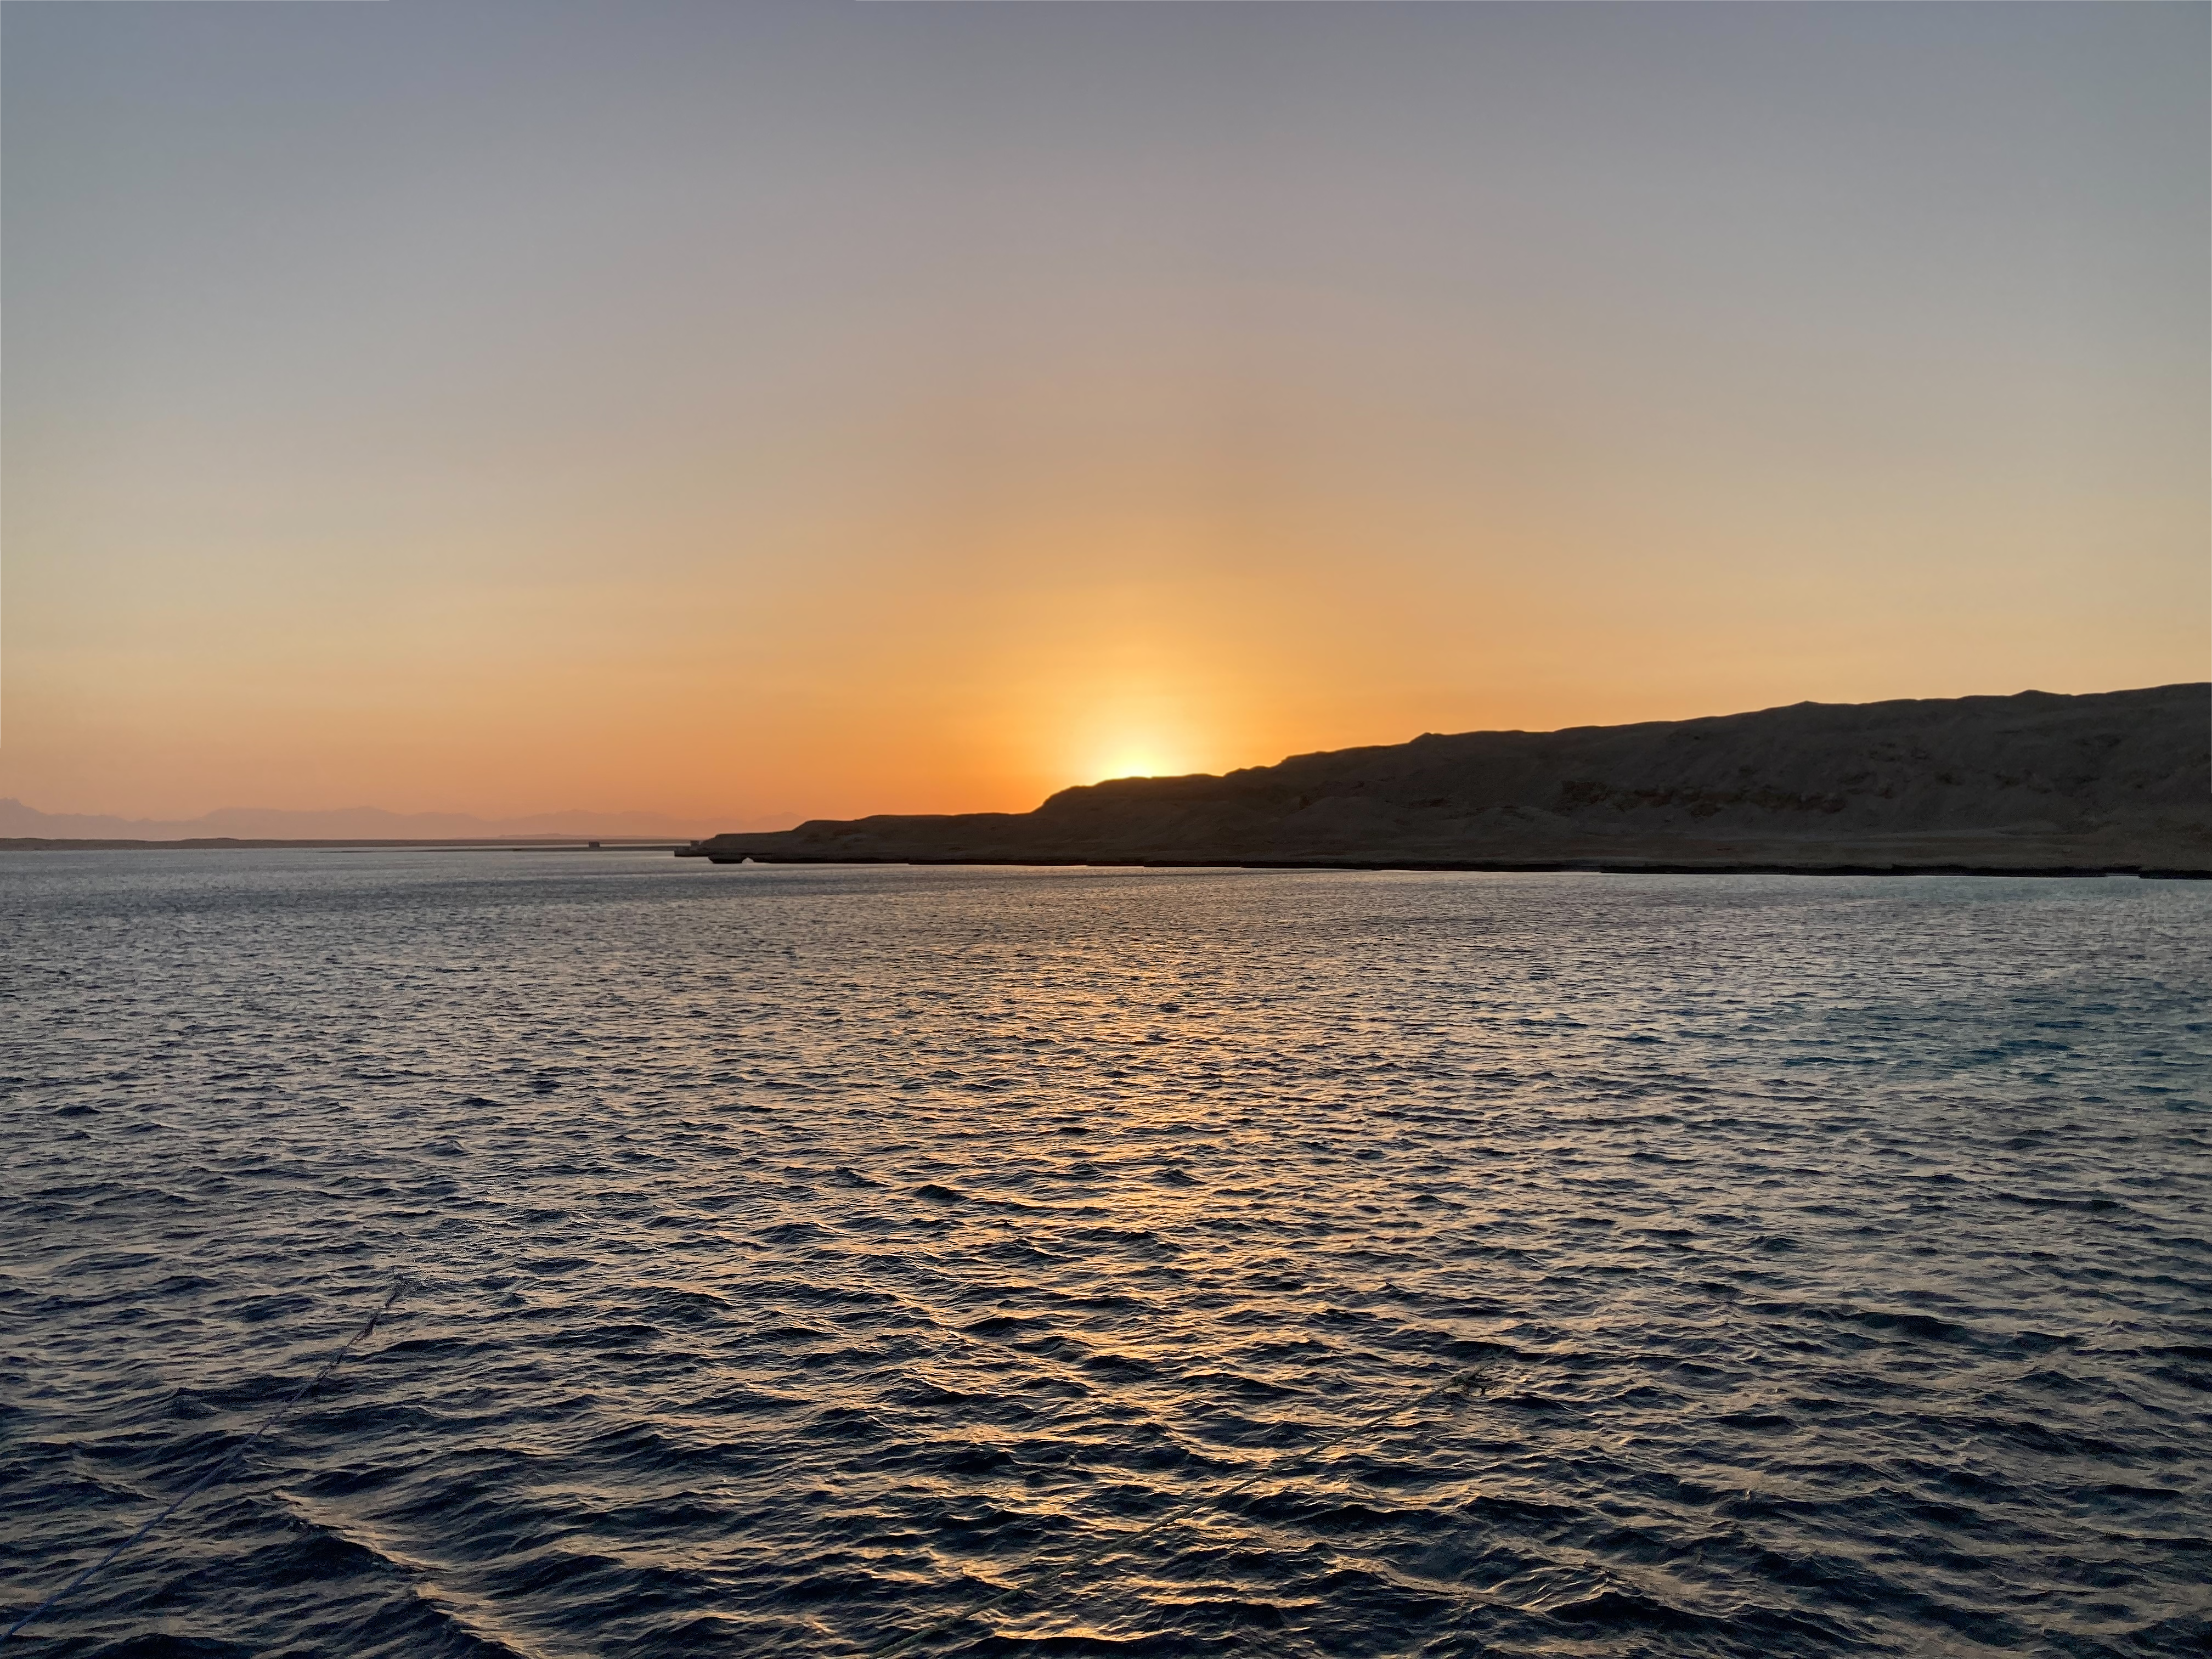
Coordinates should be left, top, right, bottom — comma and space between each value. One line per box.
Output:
682, 854, 2212, 879
10, 840, 2197, 876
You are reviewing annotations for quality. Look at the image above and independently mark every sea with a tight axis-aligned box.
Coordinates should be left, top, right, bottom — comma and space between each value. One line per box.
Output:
2, 851, 2208, 1657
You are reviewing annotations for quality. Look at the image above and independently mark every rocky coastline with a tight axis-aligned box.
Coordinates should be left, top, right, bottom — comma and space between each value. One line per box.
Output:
680, 684, 2211, 876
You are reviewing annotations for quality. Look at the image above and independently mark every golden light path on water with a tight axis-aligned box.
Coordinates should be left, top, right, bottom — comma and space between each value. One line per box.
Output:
4, 853, 2208, 1656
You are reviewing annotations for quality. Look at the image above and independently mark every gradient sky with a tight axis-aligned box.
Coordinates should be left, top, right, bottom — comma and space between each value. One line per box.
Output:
4, 1, 2204, 826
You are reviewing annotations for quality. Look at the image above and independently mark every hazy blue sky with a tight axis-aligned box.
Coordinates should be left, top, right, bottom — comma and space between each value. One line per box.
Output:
5, 1, 2204, 821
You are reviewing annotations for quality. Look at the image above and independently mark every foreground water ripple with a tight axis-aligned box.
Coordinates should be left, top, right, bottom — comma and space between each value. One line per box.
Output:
2, 854, 2208, 1656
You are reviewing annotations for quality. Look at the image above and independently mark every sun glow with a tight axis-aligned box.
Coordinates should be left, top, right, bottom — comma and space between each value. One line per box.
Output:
1075, 716, 1203, 786
1051, 667, 1216, 788
1091, 746, 1175, 783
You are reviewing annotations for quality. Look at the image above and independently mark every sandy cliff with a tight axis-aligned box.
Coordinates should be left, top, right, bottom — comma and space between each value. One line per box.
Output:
682, 684, 2211, 873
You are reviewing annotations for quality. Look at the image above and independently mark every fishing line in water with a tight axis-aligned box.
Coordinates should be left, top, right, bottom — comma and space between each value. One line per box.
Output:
856, 1357, 1506, 1658
4, 1280, 408, 1643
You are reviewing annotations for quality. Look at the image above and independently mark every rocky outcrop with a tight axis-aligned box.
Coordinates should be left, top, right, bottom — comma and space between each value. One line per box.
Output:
681, 684, 2211, 874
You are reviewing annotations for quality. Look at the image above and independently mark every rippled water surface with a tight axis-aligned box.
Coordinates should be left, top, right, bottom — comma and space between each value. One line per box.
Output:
3, 853, 2209, 1657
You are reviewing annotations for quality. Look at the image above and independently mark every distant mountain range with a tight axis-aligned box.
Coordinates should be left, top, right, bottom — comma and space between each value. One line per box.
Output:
0, 799, 794, 843
682, 684, 2211, 875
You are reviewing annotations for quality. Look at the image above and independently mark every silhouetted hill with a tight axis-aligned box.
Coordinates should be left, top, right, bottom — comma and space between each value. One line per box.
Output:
682, 685, 2210, 874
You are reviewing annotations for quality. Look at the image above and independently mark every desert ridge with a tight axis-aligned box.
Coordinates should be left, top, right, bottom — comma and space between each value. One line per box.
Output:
680, 684, 2211, 876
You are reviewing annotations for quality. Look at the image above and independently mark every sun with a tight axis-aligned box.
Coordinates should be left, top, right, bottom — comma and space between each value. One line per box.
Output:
1059, 685, 1211, 785
1093, 746, 1171, 782
1076, 724, 1201, 783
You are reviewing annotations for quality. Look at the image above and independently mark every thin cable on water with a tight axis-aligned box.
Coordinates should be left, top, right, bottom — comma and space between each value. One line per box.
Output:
859, 1360, 1503, 1658
4, 1280, 408, 1643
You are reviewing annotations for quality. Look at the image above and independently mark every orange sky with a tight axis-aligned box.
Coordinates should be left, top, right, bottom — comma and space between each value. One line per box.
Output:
4, 3, 2204, 828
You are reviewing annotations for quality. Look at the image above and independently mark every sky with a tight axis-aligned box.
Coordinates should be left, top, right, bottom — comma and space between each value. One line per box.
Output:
3, 1, 2204, 827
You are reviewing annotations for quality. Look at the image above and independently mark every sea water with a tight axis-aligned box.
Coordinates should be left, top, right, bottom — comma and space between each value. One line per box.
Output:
2, 853, 2207, 1656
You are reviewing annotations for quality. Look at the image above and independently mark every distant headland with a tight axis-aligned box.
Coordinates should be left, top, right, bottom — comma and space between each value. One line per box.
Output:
681, 684, 2211, 877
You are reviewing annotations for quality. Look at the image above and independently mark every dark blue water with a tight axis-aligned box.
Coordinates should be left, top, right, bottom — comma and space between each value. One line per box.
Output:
3, 853, 2208, 1656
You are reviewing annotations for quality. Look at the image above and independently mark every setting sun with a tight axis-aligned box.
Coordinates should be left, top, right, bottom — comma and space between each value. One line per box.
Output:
1088, 746, 1177, 783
